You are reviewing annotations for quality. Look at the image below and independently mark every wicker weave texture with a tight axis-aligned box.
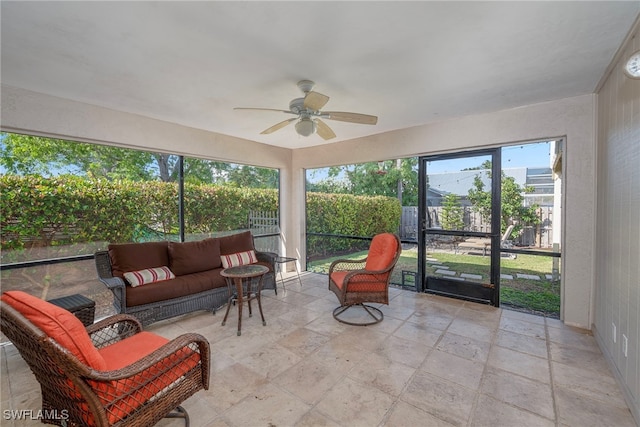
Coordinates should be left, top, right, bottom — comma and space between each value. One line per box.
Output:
328, 233, 402, 309
95, 248, 276, 327
1, 304, 210, 427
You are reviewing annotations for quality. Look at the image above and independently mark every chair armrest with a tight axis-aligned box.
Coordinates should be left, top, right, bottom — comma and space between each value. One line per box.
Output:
329, 258, 367, 273
86, 314, 143, 348
256, 250, 277, 267
95, 250, 127, 290
99, 276, 126, 290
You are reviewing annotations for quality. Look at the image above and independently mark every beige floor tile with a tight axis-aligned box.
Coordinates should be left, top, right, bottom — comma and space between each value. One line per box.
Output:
546, 325, 601, 352
488, 345, 551, 384
406, 310, 455, 330
471, 394, 555, 427
1, 273, 635, 427
554, 386, 637, 427
224, 383, 311, 427
315, 377, 395, 426
421, 349, 485, 390
377, 303, 417, 321
447, 318, 496, 343
551, 361, 629, 408
239, 342, 302, 380
495, 329, 548, 359
392, 319, 444, 346
295, 410, 341, 427
276, 327, 332, 357
375, 335, 432, 368
384, 401, 456, 427
499, 315, 546, 339
501, 308, 547, 325
401, 371, 475, 426
272, 358, 345, 404
480, 367, 555, 420
348, 351, 417, 397
436, 331, 491, 363
457, 306, 502, 327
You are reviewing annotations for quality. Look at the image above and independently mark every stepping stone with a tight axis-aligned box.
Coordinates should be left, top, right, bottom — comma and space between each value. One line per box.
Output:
500, 274, 513, 280
435, 269, 456, 276
460, 273, 482, 280
436, 265, 450, 269
426, 258, 439, 262
517, 273, 540, 280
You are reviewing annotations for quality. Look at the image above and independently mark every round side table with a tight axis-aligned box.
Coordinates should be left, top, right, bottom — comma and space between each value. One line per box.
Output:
221, 264, 269, 336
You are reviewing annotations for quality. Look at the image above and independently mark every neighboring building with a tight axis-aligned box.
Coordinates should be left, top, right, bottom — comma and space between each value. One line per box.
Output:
427, 167, 554, 207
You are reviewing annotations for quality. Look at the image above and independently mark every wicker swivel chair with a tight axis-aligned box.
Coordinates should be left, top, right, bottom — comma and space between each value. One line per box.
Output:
0, 291, 210, 427
328, 233, 401, 325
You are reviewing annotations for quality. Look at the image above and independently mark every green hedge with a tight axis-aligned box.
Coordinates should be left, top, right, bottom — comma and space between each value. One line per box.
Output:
306, 192, 401, 257
0, 175, 278, 250
1, 176, 401, 258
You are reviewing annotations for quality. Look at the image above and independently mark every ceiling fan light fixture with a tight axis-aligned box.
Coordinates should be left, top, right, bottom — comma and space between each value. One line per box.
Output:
295, 117, 316, 137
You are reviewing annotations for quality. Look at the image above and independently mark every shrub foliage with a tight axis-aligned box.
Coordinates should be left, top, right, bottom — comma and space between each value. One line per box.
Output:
1, 176, 401, 258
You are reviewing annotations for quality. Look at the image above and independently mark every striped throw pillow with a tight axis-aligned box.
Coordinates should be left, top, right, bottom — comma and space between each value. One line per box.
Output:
220, 250, 258, 268
123, 266, 175, 287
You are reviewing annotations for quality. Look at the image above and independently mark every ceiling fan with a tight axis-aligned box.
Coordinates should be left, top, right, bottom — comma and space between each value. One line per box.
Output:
234, 80, 378, 140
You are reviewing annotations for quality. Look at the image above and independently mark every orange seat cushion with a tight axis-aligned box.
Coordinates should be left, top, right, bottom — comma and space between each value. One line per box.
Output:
1, 291, 106, 370
95, 331, 200, 424
330, 271, 387, 293
364, 233, 398, 271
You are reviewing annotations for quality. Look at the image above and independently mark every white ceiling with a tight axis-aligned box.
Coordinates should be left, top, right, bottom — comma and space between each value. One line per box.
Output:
1, 2, 639, 149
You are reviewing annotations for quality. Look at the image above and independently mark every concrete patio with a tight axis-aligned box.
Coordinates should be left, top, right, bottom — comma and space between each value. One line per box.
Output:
1, 273, 635, 426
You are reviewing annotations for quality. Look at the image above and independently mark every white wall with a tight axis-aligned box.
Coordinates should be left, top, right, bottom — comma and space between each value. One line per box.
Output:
594, 25, 640, 421
1, 85, 598, 329
0, 85, 291, 169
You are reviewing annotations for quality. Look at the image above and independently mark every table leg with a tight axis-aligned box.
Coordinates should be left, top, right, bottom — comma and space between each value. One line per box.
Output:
235, 278, 243, 336
257, 276, 266, 326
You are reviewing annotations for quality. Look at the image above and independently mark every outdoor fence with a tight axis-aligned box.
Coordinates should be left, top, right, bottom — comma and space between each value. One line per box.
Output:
400, 206, 554, 248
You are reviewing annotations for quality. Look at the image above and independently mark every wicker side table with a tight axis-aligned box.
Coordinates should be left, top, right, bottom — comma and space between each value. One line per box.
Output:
47, 294, 95, 326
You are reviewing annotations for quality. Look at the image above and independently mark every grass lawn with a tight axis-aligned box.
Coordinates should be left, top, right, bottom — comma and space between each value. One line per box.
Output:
308, 246, 560, 317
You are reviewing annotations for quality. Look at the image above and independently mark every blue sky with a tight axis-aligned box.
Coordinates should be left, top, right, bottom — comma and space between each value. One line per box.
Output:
427, 141, 551, 174
308, 140, 552, 182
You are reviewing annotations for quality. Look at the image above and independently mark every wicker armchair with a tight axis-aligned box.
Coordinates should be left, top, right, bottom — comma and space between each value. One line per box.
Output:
328, 233, 401, 325
0, 291, 210, 427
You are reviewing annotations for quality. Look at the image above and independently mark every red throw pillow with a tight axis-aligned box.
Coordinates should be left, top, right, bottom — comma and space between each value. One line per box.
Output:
1, 291, 106, 370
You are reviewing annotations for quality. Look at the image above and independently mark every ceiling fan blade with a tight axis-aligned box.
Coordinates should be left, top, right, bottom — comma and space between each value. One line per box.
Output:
324, 111, 378, 125
315, 119, 336, 140
260, 118, 297, 135
234, 107, 296, 115
303, 91, 330, 111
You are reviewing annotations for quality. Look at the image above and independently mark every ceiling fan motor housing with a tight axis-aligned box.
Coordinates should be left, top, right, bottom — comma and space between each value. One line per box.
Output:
289, 98, 306, 114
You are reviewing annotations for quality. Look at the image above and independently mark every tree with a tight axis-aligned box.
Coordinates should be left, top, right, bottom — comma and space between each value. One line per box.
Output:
467, 167, 539, 238
0, 132, 278, 188
307, 158, 418, 205
441, 193, 465, 230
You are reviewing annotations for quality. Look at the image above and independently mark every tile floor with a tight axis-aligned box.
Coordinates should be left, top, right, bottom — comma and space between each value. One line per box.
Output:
1, 273, 637, 427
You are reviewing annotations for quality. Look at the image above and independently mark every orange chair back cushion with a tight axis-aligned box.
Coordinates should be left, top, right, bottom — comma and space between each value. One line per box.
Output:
1, 291, 106, 370
364, 233, 398, 271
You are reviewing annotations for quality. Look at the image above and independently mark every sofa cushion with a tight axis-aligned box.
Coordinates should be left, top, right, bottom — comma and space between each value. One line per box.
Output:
108, 241, 169, 278
219, 230, 255, 255
168, 238, 221, 276
220, 250, 258, 268
123, 266, 175, 287
125, 270, 226, 307
1, 291, 106, 370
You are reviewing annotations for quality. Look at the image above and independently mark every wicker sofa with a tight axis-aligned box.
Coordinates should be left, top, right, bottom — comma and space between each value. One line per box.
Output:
95, 231, 276, 326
